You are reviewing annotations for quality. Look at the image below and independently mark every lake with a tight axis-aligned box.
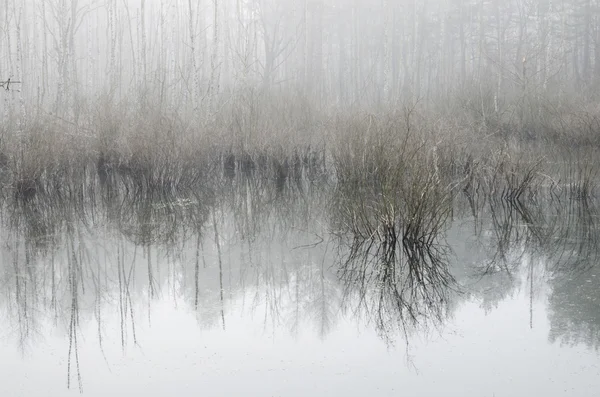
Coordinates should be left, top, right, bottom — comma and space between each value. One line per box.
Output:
1, 169, 599, 396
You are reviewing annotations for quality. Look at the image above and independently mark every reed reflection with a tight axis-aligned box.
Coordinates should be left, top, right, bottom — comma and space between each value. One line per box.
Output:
461, 184, 600, 346
2, 162, 600, 393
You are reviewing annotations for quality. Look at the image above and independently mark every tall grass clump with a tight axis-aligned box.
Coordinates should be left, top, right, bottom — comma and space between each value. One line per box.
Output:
329, 108, 457, 337
1, 118, 92, 201
330, 108, 455, 240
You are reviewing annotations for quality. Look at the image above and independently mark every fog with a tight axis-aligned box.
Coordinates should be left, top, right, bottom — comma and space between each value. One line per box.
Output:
2, 2, 600, 396
1, 0, 596, 119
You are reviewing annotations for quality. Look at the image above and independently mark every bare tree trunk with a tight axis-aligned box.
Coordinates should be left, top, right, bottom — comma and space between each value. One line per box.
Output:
459, 0, 466, 86
382, 0, 391, 105
108, 0, 117, 99
5, 0, 13, 75
594, 23, 600, 86
582, 0, 591, 82
140, 0, 146, 92
314, 1, 323, 105
70, 0, 79, 123
338, 26, 346, 105
208, 0, 220, 112
495, 0, 503, 112
188, 0, 199, 111
122, 0, 137, 93
221, 0, 231, 92
14, 0, 25, 121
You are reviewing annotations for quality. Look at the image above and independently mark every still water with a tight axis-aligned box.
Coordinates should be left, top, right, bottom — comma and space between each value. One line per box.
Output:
1, 173, 599, 396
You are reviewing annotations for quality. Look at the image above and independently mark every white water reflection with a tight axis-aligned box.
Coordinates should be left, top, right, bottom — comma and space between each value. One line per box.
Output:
1, 176, 600, 396
2, 284, 599, 397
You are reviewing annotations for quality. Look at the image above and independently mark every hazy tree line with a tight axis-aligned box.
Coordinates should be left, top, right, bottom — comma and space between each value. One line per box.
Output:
1, 0, 599, 122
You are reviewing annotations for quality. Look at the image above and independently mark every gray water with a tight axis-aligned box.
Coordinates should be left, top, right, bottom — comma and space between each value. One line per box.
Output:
1, 175, 599, 396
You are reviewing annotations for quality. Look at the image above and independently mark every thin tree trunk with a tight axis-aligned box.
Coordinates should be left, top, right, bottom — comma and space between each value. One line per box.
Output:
208, 0, 220, 112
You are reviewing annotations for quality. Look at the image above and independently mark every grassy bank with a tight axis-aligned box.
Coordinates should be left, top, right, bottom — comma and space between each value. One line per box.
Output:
0, 90, 599, 204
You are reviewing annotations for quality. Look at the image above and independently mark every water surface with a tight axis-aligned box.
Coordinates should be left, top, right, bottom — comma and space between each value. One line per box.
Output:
1, 172, 599, 396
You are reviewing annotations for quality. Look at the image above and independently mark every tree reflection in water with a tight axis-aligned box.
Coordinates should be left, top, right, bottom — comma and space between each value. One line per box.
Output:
460, 184, 600, 348
2, 166, 600, 391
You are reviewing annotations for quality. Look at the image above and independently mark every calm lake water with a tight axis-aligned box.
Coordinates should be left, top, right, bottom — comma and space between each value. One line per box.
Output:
1, 173, 599, 396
